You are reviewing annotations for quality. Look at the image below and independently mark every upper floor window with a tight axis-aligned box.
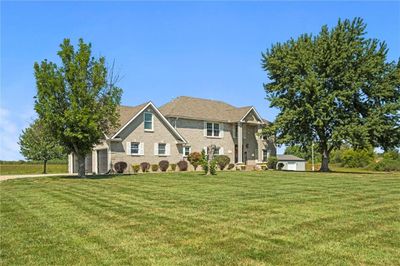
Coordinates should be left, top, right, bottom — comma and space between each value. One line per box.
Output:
205, 122, 222, 137
144, 112, 153, 131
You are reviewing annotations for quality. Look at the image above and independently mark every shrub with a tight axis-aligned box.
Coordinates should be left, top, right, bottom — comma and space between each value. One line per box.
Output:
170, 163, 176, 171
277, 162, 285, 170
159, 160, 169, 172
383, 150, 400, 160
340, 148, 374, 168
267, 156, 278, 169
114, 161, 127, 173
209, 159, 217, 175
368, 159, 400, 172
177, 160, 188, 171
132, 164, 140, 174
151, 164, 159, 172
227, 163, 235, 170
187, 152, 202, 170
214, 155, 230, 170
140, 162, 150, 172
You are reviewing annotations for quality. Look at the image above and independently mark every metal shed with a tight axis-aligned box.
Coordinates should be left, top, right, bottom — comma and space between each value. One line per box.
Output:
277, 155, 306, 171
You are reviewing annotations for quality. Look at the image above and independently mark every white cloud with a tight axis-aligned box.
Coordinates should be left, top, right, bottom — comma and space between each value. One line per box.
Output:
0, 107, 36, 161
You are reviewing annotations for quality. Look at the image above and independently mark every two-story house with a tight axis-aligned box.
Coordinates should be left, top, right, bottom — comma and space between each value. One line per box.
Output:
68, 96, 276, 174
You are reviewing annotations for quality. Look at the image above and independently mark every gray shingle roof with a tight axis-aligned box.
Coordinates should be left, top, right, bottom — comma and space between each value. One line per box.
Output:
108, 102, 149, 137
277, 155, 306, 161
159, 96, 260, 123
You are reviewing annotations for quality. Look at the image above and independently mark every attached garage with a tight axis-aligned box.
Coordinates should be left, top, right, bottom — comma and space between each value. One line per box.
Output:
277, 155, 306, 171
71, 153, 94, 174
97, 149, 108, 174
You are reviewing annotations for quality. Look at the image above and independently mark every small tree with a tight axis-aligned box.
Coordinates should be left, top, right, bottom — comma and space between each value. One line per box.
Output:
19, 120, 64, 174
187, 152, 202, 170
34, 38, 122, 177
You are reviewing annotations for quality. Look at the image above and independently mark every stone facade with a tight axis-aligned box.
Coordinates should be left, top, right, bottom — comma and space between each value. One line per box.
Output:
68, 101, 276, 174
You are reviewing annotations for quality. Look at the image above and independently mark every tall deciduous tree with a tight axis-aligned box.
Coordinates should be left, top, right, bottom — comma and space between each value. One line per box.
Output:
19, 120, 64, 174
262, 18, 400, 171
34, 38, 122, 177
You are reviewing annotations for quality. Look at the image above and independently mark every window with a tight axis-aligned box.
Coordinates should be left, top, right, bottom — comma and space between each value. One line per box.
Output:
158, 143, 166, 155
144, 112, 153, 131
205, 122, 222, 137
131, 142, 139, 155
263, 149, 269, 162
183, 146, 191, 156
214, 147, 220, 155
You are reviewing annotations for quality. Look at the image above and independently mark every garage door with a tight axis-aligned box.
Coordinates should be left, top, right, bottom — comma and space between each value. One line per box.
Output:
97, 149, 108, 174
287, 162, 297, 171
85, 153, 92, 173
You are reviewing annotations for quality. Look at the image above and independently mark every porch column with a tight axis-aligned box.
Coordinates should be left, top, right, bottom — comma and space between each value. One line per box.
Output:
92, 150, 97, 174
107, 140, 112, 171
238, 122, 243, 163
68, 153, 73, 174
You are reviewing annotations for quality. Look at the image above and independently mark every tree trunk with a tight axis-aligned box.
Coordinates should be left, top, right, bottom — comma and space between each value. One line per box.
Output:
43, 160, 47, 174
320, 148, 330, 172
77, 154, 86, 177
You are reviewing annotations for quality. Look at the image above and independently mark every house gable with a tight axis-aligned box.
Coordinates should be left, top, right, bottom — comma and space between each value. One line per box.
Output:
111, 102, 186, 143
240, 107, 264, 124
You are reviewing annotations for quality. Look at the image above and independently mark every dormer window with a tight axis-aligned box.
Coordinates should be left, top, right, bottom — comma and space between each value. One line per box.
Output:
144, 112, 153, 131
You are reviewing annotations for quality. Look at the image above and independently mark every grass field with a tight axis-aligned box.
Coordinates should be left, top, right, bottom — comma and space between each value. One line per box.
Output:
1, 171, 399, 265
0, 163, 67, 175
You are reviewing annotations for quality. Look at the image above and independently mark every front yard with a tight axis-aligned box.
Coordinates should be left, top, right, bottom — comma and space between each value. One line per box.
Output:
1, 171, 399, 265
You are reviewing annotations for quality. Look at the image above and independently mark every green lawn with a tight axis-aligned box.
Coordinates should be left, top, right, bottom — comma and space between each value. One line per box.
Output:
1, 171, 399, 265
0, 163, 67, 175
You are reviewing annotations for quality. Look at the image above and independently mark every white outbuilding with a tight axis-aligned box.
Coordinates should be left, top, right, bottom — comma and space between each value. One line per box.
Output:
277, 155, 306, 171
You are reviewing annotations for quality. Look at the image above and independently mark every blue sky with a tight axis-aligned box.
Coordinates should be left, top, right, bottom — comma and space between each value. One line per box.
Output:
1, 1, 399, 160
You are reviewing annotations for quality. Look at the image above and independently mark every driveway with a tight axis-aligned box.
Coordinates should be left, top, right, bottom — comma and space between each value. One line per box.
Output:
0, 173, 76, 181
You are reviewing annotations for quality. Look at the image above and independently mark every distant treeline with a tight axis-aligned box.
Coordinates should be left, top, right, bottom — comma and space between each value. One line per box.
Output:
0, 159, 67, 165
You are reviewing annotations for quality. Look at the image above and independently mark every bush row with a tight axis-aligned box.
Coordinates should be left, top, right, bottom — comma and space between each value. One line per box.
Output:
114, 160, 187, 173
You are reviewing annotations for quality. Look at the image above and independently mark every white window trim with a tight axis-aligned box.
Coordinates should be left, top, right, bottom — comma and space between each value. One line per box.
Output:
183, 146, 191, 157
204, 122, 223, 138
154, 142, 170, 157
126, 142, 144, 156
144, 112, 154, 132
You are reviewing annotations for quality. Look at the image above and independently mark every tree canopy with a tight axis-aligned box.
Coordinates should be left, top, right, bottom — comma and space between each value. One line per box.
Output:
19, 120, 64, 174
262, 18, 400, 171
34, 38, 122, 177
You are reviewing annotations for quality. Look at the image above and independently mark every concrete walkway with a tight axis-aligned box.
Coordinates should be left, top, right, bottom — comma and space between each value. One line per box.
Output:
0, 173, 76, 181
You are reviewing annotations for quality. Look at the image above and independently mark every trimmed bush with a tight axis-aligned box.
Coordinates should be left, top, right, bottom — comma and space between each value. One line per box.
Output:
177, 160, 188, 171
368, 159, 400, 172
170, 163, 177, 171
132, 164, 140, 174
140, 162, 150, 172
151, 164, 159, 172
159, 160, 169, 172
215, 155, 230, 170
114, 162, 127, 173
340, 148, 374, 168
267, 156, 278, 169
383, 150, 400, 160
188, 152, 202, 170
227, 163, 235, 170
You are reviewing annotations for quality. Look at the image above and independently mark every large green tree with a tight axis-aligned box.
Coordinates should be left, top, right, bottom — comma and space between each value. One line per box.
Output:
262, 18, 400, 171
19, 120, 64, 174
34, 38, 122, 177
